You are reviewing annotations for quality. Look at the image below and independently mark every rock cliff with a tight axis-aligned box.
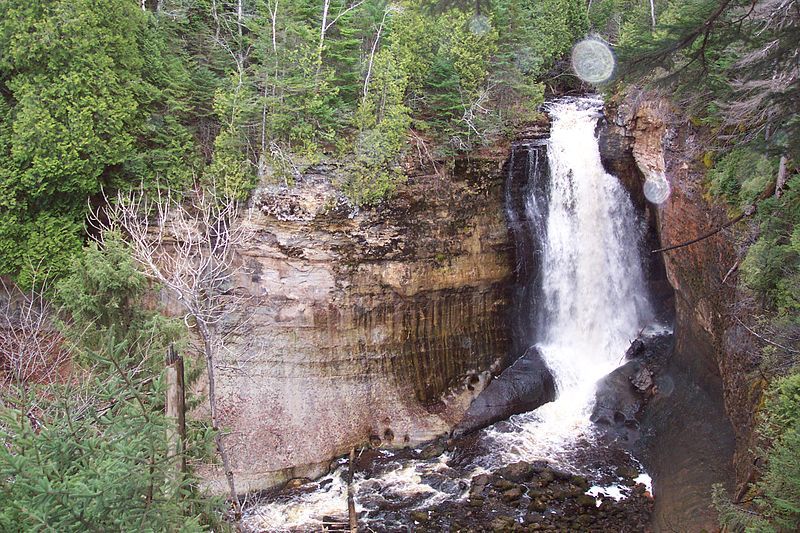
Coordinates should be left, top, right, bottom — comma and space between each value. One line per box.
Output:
200, 153, 517, 493
602, 92, 762, 531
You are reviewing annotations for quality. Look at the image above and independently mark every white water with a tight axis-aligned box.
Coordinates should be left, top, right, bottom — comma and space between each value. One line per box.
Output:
484, 97, 654, 466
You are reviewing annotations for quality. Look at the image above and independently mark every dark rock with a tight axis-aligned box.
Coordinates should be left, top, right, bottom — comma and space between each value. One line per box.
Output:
625, 339, 646, 359
473, 473, 493, 487
537, 469, 555, 486
551, 469, 572, 481
502, 487, 524, 502
418, 442, 446, 460
494, 479, 518, 490
616, 465, 638, 480
411, 510, 430, 523
591, 360, 645, 446
528, 499, 547, 512
577, 494, 598, 508
490, 516, 516, 531
468, 497, 485, 508
497, 461, 538, 483
453, 346, 555, 436
570, 475, 589, 490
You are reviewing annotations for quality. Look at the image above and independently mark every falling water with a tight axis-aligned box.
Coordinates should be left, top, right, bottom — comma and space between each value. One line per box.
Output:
484, 96, 655, 465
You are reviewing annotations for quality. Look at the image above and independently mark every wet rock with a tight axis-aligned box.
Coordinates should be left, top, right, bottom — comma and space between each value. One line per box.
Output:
577, 494, 598, 508
468, 496, 485, 508
591, 360, 645, 446
490, 515, 516, 531
418, 442, 446, 460
473, 473, 493, 487
616, 465, 639, 480
630, 367, 654, 393
284, 477, 311, 489
453, 346, 556, 437
570, 475, 589, 490
497, 461, 538, 483
494, 479, 518, 490
528, 499, 548, 512
536, 469, 554, 486
502, 487, 524, 502
410, 510, 430, 523
625, 339, 646, 359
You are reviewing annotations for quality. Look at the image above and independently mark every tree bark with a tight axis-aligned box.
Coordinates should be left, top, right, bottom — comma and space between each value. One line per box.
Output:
348, 447, 358, 532
165, 343, 186, 487
776, 155, 788, 199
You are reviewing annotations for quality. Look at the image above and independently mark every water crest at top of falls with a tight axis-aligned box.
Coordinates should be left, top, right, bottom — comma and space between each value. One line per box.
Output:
485, 96, 656, 465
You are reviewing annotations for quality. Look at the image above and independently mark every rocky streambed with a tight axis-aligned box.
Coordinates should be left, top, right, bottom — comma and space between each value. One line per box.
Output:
243, 434, 655, 532
242, 330, 670, 532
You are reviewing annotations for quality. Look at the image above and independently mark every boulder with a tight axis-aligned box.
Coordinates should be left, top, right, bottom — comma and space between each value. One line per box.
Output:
591, 360, 644, 445
453, 346, 555, 436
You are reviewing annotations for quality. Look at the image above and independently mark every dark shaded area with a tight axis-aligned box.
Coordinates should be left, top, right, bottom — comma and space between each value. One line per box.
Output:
504, 139, 550, 355
637, 301, 736, 532
592, 333, 673, 448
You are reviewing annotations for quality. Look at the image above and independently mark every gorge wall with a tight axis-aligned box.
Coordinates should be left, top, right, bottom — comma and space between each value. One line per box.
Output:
198, 151, 517, 493
602, 91, 762, 531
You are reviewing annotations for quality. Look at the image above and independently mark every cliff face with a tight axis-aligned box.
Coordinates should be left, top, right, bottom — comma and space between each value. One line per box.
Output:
200, 153, 515, 493
603, 93, 762, 531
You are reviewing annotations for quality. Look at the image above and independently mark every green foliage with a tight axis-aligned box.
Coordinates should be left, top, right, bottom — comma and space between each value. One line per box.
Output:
707, 149, 777, 210
0, 240, 221, 530
56, 236, 184, 359
741, 175, 800, 315
0, 347, 222, 532
0, 1, 201, 285
715, 372, 800, 532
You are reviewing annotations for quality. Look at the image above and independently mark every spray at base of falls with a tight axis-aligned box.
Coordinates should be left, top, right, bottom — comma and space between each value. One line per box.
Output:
243, 97, 665, 531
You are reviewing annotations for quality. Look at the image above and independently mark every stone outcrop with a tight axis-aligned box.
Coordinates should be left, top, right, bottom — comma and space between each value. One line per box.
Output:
603, 91, 763, 531
199, 153, 517, 493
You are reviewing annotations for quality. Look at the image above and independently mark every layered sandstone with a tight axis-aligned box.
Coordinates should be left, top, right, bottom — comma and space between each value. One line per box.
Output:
200, 155, 515, 493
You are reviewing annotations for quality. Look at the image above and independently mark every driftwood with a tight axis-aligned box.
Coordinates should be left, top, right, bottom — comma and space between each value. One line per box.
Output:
347, 447, 358, 533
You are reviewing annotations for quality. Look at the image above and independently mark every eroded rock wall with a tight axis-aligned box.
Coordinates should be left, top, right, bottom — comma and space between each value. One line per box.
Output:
199, 154, 515, 493
604, 92, 762, 531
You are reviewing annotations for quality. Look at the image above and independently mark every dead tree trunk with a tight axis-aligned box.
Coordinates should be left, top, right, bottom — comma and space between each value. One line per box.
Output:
165, 343, 186, 486
347, 447, 358, 532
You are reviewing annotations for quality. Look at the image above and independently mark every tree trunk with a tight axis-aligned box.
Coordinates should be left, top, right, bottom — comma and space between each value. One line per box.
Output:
165, 343, 186, 489
649, 0, 657, 28
316, 0, 330, 80
200, 325, 241, 520
347, 447, 358, 532
776, 155, 788, 199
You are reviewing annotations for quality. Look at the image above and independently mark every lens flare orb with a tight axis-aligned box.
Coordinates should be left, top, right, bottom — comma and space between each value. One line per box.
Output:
571, 39, 616, 84
469, 14, 491, 36
643, 177, 671, 204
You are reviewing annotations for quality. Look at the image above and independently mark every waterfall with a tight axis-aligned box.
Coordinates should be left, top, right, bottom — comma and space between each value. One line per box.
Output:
486, 96, 655, 464
243, 97, 662, 530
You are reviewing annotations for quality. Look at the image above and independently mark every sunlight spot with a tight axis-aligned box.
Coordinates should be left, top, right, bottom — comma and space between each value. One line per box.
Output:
469, 14, 491, 36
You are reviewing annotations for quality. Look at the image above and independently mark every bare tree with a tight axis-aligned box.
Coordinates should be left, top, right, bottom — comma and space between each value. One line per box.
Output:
0, 277, 70, 391
93, 185, 252, 520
